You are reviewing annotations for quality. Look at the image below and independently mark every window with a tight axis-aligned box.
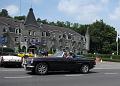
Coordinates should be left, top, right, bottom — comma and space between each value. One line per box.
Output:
15, 28, 21, 34
68, 35, 71, 39
32, 38, 36, 42
46, 32, 50, 36
19, 29, 21, 33
66, 41, 68, 45
3, 28, 7, 32
15, 37, 19, 42
42, 32, 49, 37
81, 37, 83, 41
59, 35, 62, 39
36, 38, 39, 42
9, 27, 15, 32
42, 32, 44, 36
63, 34, 66, 38
29, 30, 32, 35
29, 39, 32, 42
24, 37, 27, 42
33, 31, 36, 36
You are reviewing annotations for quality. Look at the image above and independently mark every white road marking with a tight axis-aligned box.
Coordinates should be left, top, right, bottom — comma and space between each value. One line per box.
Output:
4, 76, 32, 79
94, 68, 120, 69
104, 73, 119, 75
64, 74, 83, 77
0, 69, 24, 72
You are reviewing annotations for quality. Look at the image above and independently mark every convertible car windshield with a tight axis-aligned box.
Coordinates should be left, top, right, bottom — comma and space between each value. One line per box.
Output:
52, 51, 64, 57
52, 51, 86, 59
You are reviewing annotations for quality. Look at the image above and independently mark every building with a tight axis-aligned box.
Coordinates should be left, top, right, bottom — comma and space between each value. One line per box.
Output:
0, 8, 89, 54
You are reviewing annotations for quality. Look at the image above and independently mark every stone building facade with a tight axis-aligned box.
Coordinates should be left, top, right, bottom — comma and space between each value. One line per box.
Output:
0, 8, 89, 54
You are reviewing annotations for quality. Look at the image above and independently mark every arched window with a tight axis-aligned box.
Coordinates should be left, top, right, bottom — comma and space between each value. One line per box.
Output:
29, 30, 32, 35
19, 29, 21, 33
15, 28, 21, 34
33, 31, 36, 36
3, 27, 7, 32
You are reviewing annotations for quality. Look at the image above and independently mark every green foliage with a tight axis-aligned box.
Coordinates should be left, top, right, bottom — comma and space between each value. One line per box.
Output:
89, 20, 116, 54
0, 9, 11, 18
0, 47, 14, 53
48, 49, 54, 54
85, 53, 120, 62
14, 16, 26, 20
0, 9, 8, 17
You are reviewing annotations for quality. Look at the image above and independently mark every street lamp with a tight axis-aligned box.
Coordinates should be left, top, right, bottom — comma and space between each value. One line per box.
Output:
116, 31, 119, 55
1, 45, 7, 55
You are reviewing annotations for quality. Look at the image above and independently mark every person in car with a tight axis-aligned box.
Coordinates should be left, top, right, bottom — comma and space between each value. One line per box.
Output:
66, 51, 73, 58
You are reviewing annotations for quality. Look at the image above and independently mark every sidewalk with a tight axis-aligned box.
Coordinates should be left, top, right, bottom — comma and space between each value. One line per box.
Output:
95, 61, 120, 69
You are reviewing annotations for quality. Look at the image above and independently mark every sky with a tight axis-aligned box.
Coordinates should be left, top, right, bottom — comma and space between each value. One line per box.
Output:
0, 0, 120, 34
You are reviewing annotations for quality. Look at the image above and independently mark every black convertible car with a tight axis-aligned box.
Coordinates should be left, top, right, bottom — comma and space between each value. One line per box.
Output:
25, 51, 96, 75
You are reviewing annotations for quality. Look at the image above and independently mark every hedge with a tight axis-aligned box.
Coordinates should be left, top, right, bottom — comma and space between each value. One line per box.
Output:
0, 47, 14, 53
84, 54, 120, 62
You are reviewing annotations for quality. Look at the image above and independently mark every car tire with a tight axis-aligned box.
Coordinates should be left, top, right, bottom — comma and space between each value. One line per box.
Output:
80, 64, 89, 74
35, 63, 48, 75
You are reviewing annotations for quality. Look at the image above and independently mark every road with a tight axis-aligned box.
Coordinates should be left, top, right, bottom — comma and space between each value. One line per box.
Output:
0, 62, 120, 86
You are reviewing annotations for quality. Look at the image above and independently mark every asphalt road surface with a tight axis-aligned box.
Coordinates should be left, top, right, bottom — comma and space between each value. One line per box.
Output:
0, 62, 120, 86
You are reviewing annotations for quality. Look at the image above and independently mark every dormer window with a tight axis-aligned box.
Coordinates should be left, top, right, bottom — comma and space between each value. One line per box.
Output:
59, 35, 62, 39
42, 32, 47, 37
68, 35, 71, 39
15, 28, 21, 34
46, 32, 50, 36
63, 34, 66, 38
3, 28, 7, 32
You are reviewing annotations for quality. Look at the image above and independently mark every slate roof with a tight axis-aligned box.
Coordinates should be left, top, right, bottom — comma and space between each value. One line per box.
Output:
0, 17, 22, 28
24, 8, 39, 27
42, 24, 82, 36
0, 8, 83, 37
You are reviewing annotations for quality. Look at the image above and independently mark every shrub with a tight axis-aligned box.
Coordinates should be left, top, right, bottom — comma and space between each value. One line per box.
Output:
84, 53, 120, 62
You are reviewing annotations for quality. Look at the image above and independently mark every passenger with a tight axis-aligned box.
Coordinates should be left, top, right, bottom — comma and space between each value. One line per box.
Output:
63, 52, 68, 58
66, 52, 73, 58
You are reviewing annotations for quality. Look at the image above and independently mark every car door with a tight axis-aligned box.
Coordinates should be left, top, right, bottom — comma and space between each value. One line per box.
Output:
60, 57, 78, 70
47, 57, 68, 71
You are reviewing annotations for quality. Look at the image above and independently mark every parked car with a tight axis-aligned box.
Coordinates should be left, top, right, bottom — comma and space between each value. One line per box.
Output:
0, 53, 22, 67
25, 51, 96, 75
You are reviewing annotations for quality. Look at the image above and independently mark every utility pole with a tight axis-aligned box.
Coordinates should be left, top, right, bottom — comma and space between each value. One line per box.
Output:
20, 0, 21, 16
116, 31, 119, 55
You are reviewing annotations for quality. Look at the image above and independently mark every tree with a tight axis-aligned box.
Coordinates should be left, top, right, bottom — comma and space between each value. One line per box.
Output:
14, 16, 26, 20
89, 20, 116, 54
0, 9, 9, 17
37, 18, 42, 22
65, 21, 71, 28
56, 21, 65, 27
41, 19, 48, 24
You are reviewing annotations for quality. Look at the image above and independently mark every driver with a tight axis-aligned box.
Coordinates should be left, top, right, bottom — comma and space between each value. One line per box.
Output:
63, 51, 73, 58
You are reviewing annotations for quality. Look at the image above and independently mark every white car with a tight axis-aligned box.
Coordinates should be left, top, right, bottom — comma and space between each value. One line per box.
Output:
0, 55, 22, 67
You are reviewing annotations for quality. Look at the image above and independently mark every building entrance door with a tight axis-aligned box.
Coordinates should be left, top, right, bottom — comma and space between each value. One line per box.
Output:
28, 45, 37, 54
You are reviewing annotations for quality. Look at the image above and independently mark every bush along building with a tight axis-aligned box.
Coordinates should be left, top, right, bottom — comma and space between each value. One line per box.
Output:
0, 8, 90, 54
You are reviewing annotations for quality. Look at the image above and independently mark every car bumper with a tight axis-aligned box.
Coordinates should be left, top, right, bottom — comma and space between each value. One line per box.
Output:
2, 61, 22, 66
25, 65, 35, 71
